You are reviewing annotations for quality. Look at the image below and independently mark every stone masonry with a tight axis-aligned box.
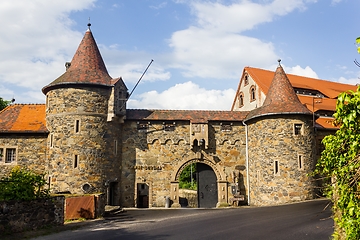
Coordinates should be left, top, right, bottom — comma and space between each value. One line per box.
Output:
45, 87, 122, 200
121, 120, 247, 207
247, 116, 315, 205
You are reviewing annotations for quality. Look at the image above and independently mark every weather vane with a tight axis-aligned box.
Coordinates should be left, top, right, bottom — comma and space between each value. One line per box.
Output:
87, 17, 91, 30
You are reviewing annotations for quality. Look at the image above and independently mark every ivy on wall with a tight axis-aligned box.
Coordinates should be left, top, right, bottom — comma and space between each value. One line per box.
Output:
315, 87, 360, 239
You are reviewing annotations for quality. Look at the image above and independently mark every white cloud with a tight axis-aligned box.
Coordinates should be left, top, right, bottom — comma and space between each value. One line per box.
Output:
150, 2, 168, 10
168, 0, 317, 80
331, 0, 342, 6
128, 81, 236, 110
170, 28, 277, 79
337, 76, 360, 86
286, 65, 319, 79
0, 0, 95, 102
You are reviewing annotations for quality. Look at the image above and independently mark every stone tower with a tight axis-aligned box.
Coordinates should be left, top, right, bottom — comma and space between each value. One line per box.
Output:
244, 62, 316, 206
42, 25, 127, 204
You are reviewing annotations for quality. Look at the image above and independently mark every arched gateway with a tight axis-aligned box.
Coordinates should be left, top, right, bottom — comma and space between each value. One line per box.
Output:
171, 158, 228, 208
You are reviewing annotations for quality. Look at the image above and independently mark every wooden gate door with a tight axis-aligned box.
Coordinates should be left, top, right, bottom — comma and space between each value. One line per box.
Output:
197, 163, 218, 208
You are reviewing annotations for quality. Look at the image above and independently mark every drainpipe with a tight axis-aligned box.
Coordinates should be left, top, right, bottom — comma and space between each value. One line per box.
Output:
242, 121, 250, 205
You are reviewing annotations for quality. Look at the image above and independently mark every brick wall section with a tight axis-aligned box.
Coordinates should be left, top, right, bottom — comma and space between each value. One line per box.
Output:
46, 87, 122, 198
247, 115, 316, 206
0, 134, 47, 177
0, 196, 64, 234
121, 120, 247, 207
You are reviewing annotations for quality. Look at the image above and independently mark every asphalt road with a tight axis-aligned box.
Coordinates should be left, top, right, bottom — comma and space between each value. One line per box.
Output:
32, 199, 333, 240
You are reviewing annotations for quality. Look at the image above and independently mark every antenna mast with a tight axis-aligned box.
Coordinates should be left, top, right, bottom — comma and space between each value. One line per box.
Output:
128, 59, 154, 99
120, 59, 154, 110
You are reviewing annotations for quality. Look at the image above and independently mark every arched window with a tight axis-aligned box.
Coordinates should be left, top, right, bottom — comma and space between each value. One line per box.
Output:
238, 92, 244, 107
244, 75, 249, 86
250, 85, 256, 102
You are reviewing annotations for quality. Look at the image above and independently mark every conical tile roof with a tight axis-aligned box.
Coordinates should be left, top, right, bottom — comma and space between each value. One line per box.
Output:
244, 63, 312, 122
42, 26, 112, 94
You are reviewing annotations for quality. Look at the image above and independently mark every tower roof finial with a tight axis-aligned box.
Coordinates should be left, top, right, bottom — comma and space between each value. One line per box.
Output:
277, 59, 281, 65
87, 17, 91, 31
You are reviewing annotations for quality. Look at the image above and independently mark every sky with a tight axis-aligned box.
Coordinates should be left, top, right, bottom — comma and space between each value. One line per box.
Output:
0, 0, 359, 110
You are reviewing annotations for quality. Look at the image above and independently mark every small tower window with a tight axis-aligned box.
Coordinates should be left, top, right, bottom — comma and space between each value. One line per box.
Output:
74, 155, 78, 168
114, 140, 118, 155
274, 160, 279, 175
50, 133, 54, 148
75, 120, 80, 133
46, 96, 49, 109
294, 123, 303, 135
250, 86, 256, 102
298, 155, 303, 170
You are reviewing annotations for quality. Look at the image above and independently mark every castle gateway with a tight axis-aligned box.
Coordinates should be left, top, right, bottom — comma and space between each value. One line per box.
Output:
1, 26, 356, 207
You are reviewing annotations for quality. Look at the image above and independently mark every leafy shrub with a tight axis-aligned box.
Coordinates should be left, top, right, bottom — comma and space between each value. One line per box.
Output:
179, 163, 197, 190
315, 87, 360, 239
0, 166, 50, 201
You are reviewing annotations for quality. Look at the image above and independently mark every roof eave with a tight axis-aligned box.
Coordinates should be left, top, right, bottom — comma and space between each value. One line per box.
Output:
42, 82, 112, 94
244, 112, 314, 123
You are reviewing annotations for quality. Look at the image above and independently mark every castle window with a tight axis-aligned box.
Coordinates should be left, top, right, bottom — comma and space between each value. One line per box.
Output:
75, 119, 80, 133
220, 123, 233, 132
50, 133, 54, 148
0, 148, 3, 162
5, 148, 16, 163
294, 123, 303, 135
163, 122, 176, 132
137, 122, 149, 132
74, 155, 78, 168
114, 140, 118, 155
46, 95, 49, 109
244, 75, 249, 86
250, 86, 256, 102
238, 92, 244, 107
274, 160, 279, 175
298, 155, 303, 170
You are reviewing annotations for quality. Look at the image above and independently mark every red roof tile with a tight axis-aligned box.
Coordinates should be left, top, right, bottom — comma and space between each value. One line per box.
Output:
245, 67, 357, 98
126, 109, 249, 123
0, 104, 47, 133
245, 64, 312, 122
42, 29, 113, 94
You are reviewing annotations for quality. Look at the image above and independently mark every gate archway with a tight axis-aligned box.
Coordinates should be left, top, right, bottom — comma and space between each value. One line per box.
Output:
171, 158, 227, 208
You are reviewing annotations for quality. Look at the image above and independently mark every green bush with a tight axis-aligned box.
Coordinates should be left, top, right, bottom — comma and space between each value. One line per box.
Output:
315, 87, 360, 239
179, 163, 197, 190
0, 166, 50, 201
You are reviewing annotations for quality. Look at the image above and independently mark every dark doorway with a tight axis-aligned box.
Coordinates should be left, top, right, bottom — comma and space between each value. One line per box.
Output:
137, 183, 149, 208
197, 163, 218, 208
108, 182, 118, 206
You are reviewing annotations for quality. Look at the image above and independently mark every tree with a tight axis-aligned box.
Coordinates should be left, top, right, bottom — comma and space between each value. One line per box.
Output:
315, 87, 360, 239
0, 97, 11, 111
0, 166, 50, 201
179, 163, 197, 190
355, 37, 360, 67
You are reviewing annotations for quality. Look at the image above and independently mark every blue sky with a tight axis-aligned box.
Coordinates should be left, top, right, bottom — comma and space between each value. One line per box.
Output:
0, 0, 358, 110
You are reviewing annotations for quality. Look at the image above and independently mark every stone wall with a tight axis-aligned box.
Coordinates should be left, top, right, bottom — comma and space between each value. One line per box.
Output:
0, 196, 64, 234
247, 115, 316, 206
0, 134, 47, 177
45, 87, 122, 203
121, 120, 247, 207
179, 189, 197, 208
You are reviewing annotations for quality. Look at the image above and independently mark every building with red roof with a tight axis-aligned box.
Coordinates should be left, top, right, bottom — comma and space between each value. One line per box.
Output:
0, 25, 355, 208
